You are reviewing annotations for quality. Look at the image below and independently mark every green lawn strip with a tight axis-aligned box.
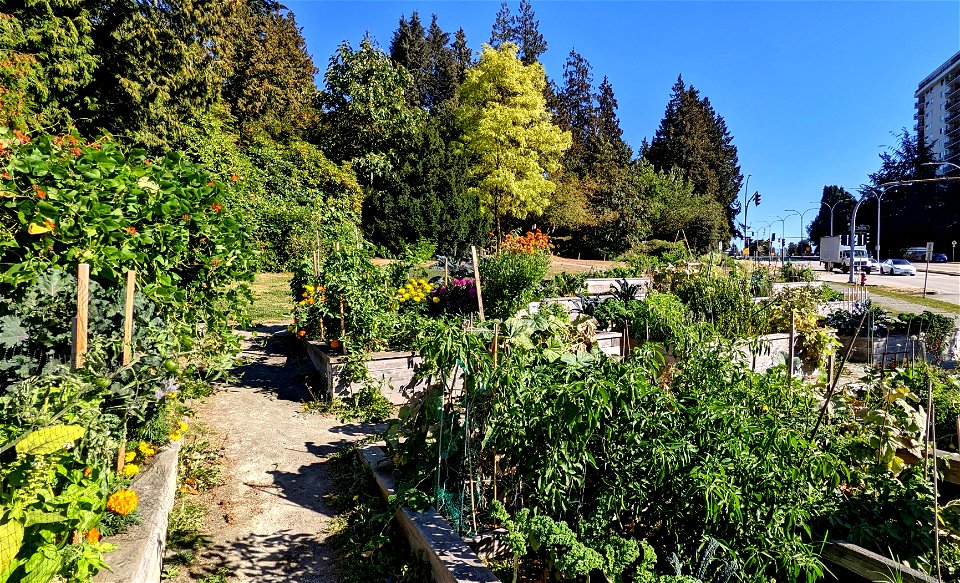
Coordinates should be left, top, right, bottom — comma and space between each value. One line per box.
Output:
868, 286, 960, 315
248, 272, 293, 324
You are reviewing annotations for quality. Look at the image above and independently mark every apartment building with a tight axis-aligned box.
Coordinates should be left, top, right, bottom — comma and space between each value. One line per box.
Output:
915, 50, 960, 172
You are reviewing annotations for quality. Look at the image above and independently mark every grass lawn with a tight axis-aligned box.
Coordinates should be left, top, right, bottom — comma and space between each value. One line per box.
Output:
868, 285, 960, 315
248, 272, 292, 324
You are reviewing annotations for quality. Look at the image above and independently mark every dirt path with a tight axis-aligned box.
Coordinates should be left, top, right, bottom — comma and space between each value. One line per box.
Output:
172, 325, 379, 583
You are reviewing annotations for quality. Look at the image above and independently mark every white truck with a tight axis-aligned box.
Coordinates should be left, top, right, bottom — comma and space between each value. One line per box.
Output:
819, 236, 869, 273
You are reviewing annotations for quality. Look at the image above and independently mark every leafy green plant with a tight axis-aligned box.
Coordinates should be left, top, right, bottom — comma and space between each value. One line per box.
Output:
479, 240, 551, 320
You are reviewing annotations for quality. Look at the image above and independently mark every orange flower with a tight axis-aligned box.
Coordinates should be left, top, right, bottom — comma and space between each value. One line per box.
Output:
70, 147, 82, 158
12, 130, 30, 143
207, 181, 215, 187
44, 219, 55, 231
144, 159, 151, 165
85, 527, 101, 543
1, 172, 9, 179
106, 489, 138, 516
127, 226, 137, 235
229, 173, 239, 182
211, 203, 222, 213
182, 214, 190, 220
297, 329, 306, 338
32, 184, 46, 199
83, 466, 93, 478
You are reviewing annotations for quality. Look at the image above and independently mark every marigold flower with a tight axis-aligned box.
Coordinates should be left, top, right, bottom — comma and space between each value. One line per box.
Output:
297, 329, 306, 338
137, 441, 156, 457
168, 431, 182, 441
85, 527, 101, 544
83, 466, 93, 478
122, 463, 139, 477
178, 420, 188, 433
125, 451, 136, 463
106, 489, 138, 516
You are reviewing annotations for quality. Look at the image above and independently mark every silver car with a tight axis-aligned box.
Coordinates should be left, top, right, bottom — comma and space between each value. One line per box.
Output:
880, 258, 917, 276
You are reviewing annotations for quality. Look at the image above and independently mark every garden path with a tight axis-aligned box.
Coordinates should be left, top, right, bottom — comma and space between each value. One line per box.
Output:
170, 325, 378, 582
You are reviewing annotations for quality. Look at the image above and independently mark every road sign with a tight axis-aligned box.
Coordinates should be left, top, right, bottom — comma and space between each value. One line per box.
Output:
925, 242, 934, 262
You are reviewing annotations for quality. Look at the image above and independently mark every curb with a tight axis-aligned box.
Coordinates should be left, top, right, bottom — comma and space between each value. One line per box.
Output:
358, 444, 499, 583
94, 440, 182, 583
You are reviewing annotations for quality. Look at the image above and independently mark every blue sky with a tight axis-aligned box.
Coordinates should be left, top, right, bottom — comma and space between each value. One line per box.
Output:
287, 0, 960, 243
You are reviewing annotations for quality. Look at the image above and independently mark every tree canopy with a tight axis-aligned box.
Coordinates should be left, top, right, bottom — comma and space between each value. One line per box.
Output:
455, 43, 571, 235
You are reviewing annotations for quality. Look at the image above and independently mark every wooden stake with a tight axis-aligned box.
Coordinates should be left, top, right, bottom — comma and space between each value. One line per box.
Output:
73, 263, 90, 369
444, 257, 449, 286
471, 246, 485, 321
787, 310, 796, 385
339, 299, 346, 339
122, 270, 136, 366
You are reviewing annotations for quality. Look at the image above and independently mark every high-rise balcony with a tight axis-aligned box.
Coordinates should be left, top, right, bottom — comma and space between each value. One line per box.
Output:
945, 109, 960, 126
947, 122, 960, 137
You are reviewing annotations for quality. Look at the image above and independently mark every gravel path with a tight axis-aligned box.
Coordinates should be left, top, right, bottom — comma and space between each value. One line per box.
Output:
172, 325, 379, 583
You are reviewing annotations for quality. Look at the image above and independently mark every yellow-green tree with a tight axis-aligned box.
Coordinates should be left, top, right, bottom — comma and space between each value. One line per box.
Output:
456, 43, 570, 236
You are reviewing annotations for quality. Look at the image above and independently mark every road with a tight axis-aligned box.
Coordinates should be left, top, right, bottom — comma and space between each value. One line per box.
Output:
817, 265, 959, 307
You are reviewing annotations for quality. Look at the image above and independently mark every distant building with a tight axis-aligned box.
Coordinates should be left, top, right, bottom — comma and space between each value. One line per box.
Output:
916, 50, 960, 173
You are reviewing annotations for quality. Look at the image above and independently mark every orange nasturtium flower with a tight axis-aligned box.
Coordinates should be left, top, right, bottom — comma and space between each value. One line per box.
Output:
106, 489, 139, 515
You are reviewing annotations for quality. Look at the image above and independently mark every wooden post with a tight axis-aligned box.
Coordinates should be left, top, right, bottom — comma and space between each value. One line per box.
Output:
787, 311, 795, 385
471, 246, 485, 321
73, 263, 90, 369
122, 270, 136, 366
444, 257, 449, 286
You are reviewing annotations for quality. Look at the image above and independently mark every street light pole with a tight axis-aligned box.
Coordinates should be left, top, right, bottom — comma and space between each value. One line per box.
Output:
773, 215, 788, 264
848, 172, 960, 283
741, 174, 752, 251
786, 207, 819, 255
820, 199, 847, 237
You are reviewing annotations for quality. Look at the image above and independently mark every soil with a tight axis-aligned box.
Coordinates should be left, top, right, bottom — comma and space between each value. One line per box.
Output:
168, 325, 380, 583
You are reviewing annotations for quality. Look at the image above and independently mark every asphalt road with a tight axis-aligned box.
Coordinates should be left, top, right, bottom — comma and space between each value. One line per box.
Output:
817, 265, 959, 307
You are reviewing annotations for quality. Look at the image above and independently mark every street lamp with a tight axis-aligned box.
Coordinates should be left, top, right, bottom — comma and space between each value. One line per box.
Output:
819, 199, 848, 237
848, 172, 960, 283
786, 207, 819, 256
773, 215, 789, 263
741, 174, 751, 250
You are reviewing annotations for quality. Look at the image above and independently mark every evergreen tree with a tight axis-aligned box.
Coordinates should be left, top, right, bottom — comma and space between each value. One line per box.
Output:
807, 185, 855, 242
590, 76, 632, 169
555, 49, 595, 176
452, 28, 472, 81
489, 2, 512, 48
389, 12, 428, 107
513, 0, 547, 65
1, 0, 97, 128
643, 75, 743, 241
221, 4, 318, 140
85, 0, 232, 150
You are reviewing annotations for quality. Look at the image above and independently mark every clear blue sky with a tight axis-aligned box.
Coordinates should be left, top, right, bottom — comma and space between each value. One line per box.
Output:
287, 0, 960, 243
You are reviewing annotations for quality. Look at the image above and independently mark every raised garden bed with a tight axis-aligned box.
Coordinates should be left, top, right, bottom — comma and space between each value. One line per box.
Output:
94, 441, 182, 583
837, 333, 914, 364
583, 277, 650, 295
358, 444, 499, 583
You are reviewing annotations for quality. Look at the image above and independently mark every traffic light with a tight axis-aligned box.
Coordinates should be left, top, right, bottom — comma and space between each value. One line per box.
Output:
754, 191, 761, 206
771, 232, 776, 241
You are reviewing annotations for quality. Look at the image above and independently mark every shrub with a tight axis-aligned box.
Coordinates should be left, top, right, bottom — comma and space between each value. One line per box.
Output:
674, 274, 758, 339
480, 231, 552, 320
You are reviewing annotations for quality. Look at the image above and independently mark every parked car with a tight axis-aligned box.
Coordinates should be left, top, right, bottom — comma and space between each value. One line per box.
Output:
865, 257, 881, 273
880, 258, 917, 276
904, 247, 928, 261
932, 252, 948, 263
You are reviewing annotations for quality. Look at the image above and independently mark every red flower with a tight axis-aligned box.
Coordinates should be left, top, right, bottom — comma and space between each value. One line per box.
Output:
32, 184, 46, 199
211, 203, 222, 213
1, 172, 10, 179
127, 226, 137, 235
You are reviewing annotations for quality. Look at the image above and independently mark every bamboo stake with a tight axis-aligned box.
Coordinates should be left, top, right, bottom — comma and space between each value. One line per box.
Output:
444, 257, 449, 286
471, 246, 485, 321
122, 270, 136, 366
787, 311, 795, 385
73, 263, 90, 369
